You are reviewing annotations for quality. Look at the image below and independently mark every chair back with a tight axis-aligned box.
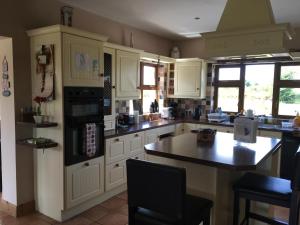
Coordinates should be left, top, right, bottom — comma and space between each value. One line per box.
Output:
126, 159, 186, 221
291, 146, 300, 190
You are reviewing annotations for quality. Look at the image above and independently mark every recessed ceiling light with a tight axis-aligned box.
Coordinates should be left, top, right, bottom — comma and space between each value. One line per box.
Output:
194, 17, 200, 20
179, 32, 202, 38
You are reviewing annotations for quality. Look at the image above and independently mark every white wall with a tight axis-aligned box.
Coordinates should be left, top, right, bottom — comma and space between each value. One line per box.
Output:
0, 37, 17, 205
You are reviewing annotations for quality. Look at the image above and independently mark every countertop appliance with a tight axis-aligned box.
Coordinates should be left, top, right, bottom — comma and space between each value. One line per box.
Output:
280, 131, 300, 180
161, 107, 172, 119
64, 87, 104, 166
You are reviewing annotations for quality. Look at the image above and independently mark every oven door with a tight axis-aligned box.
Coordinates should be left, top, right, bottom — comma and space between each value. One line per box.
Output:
65, 119, 104, 166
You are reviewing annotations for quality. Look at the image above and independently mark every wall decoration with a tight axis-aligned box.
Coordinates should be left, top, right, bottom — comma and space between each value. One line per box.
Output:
2, 56, 11, 97
34, 44, 55, 103
61, 6, 73, 27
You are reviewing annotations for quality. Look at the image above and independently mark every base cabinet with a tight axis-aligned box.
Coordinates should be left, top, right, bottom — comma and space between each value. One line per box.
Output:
65, 157, 104, 209
105, 160, 127, 191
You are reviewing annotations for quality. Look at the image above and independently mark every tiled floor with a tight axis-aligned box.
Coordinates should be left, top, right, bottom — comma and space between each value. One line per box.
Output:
0, 192, 292, 225
0, 192, 128, 225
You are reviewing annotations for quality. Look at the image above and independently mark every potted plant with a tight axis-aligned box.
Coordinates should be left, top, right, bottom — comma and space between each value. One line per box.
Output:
33, 96, 47, 124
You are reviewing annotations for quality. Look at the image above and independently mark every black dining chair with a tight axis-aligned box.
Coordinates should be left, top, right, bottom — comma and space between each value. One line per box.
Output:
126, 159, 213, 225
232, 146, 300, 225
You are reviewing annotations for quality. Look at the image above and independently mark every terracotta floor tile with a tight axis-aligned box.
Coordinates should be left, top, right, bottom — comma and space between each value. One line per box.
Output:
113, 204, 128, 216
81, 205, 109, 221
100, 197, 127, 211
97, 212, 128, 225
54, 216, 93, 225
116, 192, 127, 201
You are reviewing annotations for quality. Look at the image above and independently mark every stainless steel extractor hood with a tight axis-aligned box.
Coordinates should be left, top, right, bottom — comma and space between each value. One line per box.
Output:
201, 0, 295, 60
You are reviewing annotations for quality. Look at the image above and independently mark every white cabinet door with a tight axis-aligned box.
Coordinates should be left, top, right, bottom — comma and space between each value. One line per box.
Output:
105, 160, 126, 191
65, 157, 104, 209
127, 132, 144, 156
105, 137, 127, 164
116, 50, 140, 99
63, 33, 104, 87
174, 61, 201, 97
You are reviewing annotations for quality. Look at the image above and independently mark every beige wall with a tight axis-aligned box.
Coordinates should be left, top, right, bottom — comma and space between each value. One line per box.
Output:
0, 0, 173, 206
175, 27, 300, 59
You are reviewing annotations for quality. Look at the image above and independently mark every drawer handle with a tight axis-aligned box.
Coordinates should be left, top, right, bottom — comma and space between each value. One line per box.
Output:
115, 163, 119, 167
115, 138, 119, 142
135, 157, 139, 159
135, 134, 139, 137
84, 162, 90, 167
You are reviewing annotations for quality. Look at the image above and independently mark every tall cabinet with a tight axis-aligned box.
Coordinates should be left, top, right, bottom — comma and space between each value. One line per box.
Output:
27, 25, 108, 221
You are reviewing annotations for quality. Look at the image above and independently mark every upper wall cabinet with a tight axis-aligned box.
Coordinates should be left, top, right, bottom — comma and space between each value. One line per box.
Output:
116, 50, 140, 99
63, 34, 104, 87
173, 59, 207, 99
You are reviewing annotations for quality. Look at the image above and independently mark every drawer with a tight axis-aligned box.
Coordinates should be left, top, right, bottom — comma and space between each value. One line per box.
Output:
129, 152, 145, 161
105, 160, 126, 191
127, 132, 144, 156
105, 137, 127, 164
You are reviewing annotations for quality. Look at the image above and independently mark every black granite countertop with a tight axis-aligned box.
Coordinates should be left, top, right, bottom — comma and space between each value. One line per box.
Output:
104, 118, 300, 139
145, 132, 282, 171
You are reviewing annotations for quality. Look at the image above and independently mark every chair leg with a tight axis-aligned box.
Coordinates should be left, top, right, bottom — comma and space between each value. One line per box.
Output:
233, 191, 240, 225
203, 211, 211, 225
289, 192, 300, 225
128, 206, 136, 225
244, 199, 250, 225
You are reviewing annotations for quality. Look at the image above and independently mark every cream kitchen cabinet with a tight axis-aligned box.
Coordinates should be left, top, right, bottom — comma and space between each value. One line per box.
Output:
105, 136, 127, 164
173, 59, 207, 98
105, 159, 127, 191
116, 50, 140, 99
127, 132, 145, 157
65, 157, 105, 209
63, 33, 105, 87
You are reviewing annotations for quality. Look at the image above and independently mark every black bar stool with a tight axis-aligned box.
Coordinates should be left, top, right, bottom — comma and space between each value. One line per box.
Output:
233, 146, 300, 225
126, 159, 213, 225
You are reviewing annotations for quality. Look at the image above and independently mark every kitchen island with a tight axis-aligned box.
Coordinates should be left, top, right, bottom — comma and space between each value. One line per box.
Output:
145, 132, 282, 225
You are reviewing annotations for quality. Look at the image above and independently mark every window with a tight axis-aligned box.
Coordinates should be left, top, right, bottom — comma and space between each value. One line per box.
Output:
276, 64, 300, 116
140, 63, 158, 113
244, 64, 274, 115
214, 62, 300, 117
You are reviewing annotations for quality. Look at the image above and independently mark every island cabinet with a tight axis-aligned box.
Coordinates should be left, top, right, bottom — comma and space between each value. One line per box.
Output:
105, 132, 145, 191
65, 157, 105, 209
63, 33, 105, 87
172, 59, 207, 98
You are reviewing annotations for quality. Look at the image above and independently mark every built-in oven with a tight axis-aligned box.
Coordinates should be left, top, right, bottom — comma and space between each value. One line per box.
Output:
64, 87, 104, 166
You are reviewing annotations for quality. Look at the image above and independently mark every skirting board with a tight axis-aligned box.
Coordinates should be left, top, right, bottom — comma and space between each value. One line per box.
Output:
60, 184, 127, 222
0, 199, 35, 217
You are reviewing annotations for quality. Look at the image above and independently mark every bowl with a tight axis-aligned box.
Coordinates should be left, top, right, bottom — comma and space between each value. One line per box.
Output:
191, 129, 216, 143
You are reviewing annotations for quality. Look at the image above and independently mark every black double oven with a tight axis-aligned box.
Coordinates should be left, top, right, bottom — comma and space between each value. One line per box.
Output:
64, 87, 104, 166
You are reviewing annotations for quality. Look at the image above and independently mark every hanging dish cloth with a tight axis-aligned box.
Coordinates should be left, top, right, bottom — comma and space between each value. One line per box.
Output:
85, 123, 96, 157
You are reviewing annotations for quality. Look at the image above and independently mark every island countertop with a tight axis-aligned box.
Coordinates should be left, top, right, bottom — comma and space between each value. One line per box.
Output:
144, 132, 282, 171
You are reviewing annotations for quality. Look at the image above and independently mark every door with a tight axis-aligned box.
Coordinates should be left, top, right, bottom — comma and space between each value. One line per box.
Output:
116, 50, 140, 99
66, 157, 104, 209
105, 160, 126, 191
103, 47, 116, 130
174, 61, 201, 97
63, 33, 104, 87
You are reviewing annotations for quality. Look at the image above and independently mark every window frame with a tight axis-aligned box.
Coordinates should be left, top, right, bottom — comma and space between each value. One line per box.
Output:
140, 62, 158, 113
214, 62, 300, 118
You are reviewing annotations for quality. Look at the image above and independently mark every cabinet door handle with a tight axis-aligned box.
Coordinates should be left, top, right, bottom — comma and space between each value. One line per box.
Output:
197, 88, 200, 90
115, 163, 119, 167
112, 86, 116, 89
115, 138, 119, 142
99, 73, 104, 77
84, 162, 90, 167
135, 157, 139, 159
136, 86, 140, 89
135, 134, 139, 137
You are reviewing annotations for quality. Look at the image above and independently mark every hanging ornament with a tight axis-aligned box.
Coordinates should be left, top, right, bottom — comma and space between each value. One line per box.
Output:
2, 56, 11, 97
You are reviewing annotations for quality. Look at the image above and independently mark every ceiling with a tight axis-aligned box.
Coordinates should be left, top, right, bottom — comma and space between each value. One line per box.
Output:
59, 0, 300, 40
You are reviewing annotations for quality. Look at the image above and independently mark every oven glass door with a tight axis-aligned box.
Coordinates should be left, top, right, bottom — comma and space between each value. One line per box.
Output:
65, 122, 104, 166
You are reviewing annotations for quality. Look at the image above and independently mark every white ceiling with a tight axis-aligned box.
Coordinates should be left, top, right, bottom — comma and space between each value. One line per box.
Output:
59, 0, 300, 40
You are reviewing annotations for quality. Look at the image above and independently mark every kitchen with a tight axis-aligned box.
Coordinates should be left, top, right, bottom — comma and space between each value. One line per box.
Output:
0, 0, 300, 225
